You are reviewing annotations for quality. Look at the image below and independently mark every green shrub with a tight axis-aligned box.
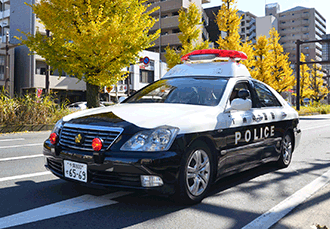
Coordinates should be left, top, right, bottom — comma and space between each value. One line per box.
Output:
298, 104, 330, 116
0, 92, 72, 126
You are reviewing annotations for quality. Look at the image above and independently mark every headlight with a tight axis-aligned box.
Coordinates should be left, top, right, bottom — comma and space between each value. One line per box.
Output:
120, 126, 179, 151
52, 119, 63, 134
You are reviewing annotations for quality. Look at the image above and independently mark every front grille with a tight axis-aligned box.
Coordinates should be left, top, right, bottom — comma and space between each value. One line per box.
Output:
59, 123, 123, 151
90, 170, 141, 187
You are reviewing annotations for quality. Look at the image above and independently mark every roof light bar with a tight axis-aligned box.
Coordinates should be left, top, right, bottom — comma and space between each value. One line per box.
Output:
181, 49, 248, 62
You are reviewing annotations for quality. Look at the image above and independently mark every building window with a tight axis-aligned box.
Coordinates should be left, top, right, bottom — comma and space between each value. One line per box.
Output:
305, 47, 309, 49
292, 20, 295, 23
140, 70, 154, 83
304, 32, 309, 35
172, 29, 180, 33
172, 11, 179, 16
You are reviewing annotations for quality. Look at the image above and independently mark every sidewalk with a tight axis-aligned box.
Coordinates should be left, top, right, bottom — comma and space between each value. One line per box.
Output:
271, 182, 330, 229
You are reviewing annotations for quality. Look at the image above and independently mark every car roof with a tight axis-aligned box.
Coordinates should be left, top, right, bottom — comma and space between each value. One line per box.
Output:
163, 61, 251, 79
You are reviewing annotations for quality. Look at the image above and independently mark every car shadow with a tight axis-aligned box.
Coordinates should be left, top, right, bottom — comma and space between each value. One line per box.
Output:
1, 161, 330, 229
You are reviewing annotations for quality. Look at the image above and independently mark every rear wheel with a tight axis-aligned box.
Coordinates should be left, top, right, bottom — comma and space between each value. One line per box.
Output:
277, 133, 293, 168
176, 141, 214, 204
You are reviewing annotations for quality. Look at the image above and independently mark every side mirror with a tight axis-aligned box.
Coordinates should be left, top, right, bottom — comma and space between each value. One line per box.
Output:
226, 98, 252, 112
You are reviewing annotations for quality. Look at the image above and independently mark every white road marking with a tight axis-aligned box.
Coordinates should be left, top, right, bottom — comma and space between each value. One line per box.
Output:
0, 171, 51, 182
0, 154, 43, 162
0, 143, 43, 149
0, 138, 25, 142
242, 169, 330, 229
0, 191, 132, 229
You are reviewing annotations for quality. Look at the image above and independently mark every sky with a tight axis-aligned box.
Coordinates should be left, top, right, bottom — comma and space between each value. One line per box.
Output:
203, 0, 330, 33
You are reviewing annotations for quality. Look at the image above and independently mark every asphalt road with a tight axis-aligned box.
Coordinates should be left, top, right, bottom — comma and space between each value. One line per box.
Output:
0, 114, 330, 229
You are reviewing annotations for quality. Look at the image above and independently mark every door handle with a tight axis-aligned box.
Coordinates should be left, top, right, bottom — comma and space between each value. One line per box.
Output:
253, 115, 263, 122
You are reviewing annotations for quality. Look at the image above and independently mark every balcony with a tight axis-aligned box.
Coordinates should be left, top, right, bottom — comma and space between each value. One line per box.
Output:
202, 26, 209, 40
249, 18, 256, 26
249, 25, 256, 33
153, 33, 181, 47
202, 9, 209, 26
0, 18, 9, 27
0, 35, 10, 43
151, 15, 179, 31
1, 9, 10, 18
148, 0, 183, 16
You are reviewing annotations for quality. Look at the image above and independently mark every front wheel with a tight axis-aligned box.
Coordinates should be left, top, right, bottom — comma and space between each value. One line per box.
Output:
277, 132, 293, 168
176, 141, 214, 204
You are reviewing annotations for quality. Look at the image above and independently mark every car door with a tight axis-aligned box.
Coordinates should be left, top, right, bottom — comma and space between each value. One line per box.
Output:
251, 80, 287, 162
218, 80, 262, 174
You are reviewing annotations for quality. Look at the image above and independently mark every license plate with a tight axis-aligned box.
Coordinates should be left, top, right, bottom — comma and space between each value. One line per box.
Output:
64, 160, 87, 183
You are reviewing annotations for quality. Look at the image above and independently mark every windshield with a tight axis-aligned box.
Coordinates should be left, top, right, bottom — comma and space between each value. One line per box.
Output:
125, 77, 228, 106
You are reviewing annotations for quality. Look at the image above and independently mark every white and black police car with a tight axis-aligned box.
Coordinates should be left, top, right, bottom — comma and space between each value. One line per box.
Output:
44, 49, 301, 203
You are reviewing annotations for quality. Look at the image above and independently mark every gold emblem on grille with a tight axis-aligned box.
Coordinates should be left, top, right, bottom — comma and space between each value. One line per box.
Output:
75, 134, 83, 144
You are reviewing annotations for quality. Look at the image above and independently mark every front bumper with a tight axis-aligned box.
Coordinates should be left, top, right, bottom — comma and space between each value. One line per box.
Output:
43, 140, 181, 195
294, 127, 302, 151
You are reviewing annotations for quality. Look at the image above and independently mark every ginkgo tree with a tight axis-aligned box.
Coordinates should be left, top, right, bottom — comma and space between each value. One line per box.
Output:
298, 53, 313, 105
309, 62, 329, 103
267, 28, 295, 94
18, 0, 159, 107
215, 0, 254, 69
250, 35, 272, 84
165, 3, 209, 69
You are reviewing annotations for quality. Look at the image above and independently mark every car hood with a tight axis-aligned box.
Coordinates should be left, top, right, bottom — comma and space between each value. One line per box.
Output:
63, 103, 225, 134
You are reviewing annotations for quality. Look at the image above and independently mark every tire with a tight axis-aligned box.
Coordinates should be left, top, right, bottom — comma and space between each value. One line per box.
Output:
176, 141, 214, 204
277, 132, 293, 168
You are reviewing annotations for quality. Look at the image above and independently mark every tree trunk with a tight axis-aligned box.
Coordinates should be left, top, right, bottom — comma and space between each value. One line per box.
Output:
86, 82, 100, 108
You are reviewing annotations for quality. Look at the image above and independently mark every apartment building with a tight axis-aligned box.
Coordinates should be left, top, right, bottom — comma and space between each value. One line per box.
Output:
205, 6, 257, 47
0, 0, 15, 97
146, 0, 210, 61
238, 11, 257, 44
266, 3, 326, 66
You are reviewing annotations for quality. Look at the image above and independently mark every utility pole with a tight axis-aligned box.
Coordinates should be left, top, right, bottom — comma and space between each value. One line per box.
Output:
159, 1, 162, 80
295, 40, 301, 111
45, 29, 50, 94
295, 38, 330, 110
4, 31, 9, 94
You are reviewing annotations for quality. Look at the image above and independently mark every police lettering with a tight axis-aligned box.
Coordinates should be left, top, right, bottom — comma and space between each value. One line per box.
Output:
235, 126, 275, 145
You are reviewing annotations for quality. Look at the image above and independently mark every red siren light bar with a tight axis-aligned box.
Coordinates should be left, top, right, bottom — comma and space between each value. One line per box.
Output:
181, 49, 248, 62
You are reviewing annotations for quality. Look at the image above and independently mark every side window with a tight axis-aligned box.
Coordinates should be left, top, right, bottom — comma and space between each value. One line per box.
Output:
229, 82, 256, 108
253, 81, 282, 107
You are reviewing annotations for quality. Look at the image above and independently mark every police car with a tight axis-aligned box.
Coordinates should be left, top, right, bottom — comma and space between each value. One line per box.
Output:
43, 49, 301, 203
